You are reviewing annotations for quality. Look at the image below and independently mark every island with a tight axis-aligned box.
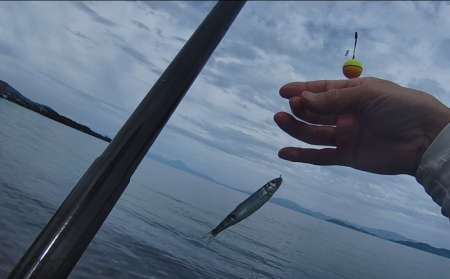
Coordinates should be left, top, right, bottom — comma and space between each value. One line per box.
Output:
325, 219, 450, 259
0, 80, 111, 143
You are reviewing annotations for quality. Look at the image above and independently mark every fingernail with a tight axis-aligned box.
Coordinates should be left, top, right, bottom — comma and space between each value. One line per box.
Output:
302, 91, 317, 102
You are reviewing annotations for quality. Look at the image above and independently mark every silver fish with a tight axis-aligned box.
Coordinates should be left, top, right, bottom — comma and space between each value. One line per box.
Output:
203, 176, 283, 247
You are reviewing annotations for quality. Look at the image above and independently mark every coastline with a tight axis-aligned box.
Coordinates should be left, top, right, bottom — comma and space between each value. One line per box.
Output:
0, 80, 111, 143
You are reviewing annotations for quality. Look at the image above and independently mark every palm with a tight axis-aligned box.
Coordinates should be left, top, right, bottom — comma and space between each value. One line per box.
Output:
334, 111, 419, 175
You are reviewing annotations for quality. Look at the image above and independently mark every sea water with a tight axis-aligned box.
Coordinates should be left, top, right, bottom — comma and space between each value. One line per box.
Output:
1, 98, 450, 279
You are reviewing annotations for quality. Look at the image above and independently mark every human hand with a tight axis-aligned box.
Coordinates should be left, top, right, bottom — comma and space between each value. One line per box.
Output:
274, 77, 450, 176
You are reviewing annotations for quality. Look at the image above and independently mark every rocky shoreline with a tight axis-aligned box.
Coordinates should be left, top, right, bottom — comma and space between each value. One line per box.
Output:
0, 80, 111, 143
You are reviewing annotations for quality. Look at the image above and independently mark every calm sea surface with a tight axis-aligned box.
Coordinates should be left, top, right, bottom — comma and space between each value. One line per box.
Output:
1, 98, 450, 279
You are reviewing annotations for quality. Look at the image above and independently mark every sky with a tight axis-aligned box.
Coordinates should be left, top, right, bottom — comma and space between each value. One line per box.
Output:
1, 1, 450, 250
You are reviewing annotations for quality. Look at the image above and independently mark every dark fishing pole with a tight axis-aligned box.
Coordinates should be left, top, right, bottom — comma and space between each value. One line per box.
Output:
7, 1, 246, 278
352, 31, 358, 59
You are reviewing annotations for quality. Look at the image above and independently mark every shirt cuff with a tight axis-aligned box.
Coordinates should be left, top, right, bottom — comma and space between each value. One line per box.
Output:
416, 123, 450, 218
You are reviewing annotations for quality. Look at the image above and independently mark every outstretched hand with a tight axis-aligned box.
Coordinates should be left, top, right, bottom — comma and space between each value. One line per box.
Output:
274, 77, 450, 176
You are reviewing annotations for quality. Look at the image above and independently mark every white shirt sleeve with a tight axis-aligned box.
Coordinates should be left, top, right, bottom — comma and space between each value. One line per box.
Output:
416, 123, 450, 219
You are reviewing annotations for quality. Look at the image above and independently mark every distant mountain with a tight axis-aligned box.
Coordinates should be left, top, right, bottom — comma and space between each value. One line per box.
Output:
0, 80, 111, 142
393, 241, 450, 259
3, 83, 55, 112
269, 197, 333, 220
362, 227, 414, 242
326, 219, 378, 237
326, 218, 450, 259
147, 153, 222, 184
323, 218, 414, 242
147, 153, 450, 260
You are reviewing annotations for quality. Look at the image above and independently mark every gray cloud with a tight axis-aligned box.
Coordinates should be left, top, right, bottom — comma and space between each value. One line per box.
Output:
104, 29, 126, 43
166, 118, 278, 165
433, 38, 450, 69
216, 41, 259, 61
36, 70, 128, 118
172, 36, 186, 43
408, 78, 448, 103
150, 68, 163, 76
201, 67, 283, 113
119, 45, 156, 69
66, 27, 96, 44
413, 1, 441, 18
156, 28, 163, 38
187, 1, 216, 13
178, 91, 281, 140
141, 1, 209, 31
0, 39, 16, 58
68, 29, 89, 40
131, 20, 150, 32
72, 2, 116, 27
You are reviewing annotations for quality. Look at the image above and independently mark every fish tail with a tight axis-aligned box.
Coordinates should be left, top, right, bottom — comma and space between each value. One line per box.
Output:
201, 231, 216, 247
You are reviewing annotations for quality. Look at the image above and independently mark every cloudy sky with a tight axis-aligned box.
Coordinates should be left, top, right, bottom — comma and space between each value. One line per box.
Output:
2, 1, 450, 249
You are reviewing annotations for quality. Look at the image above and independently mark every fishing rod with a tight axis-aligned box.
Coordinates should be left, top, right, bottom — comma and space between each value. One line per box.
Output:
7, 1, 246, 278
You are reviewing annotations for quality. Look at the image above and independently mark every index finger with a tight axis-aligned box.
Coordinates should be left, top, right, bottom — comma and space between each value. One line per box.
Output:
279, 77, 370, 99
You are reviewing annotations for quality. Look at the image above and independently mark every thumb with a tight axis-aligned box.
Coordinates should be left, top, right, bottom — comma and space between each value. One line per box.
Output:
301, 87, 362, 116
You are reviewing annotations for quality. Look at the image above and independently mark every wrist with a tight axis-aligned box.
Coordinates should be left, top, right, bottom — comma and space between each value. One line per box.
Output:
416, 118, 450, 176
415, 106, 450, 174
416, 122, 450, 218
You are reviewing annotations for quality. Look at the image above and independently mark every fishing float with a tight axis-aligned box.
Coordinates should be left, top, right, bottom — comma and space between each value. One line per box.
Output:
343, 32, 363, 79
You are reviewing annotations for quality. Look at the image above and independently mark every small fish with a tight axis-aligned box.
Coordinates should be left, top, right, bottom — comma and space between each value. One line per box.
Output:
202, 176, 283, 247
